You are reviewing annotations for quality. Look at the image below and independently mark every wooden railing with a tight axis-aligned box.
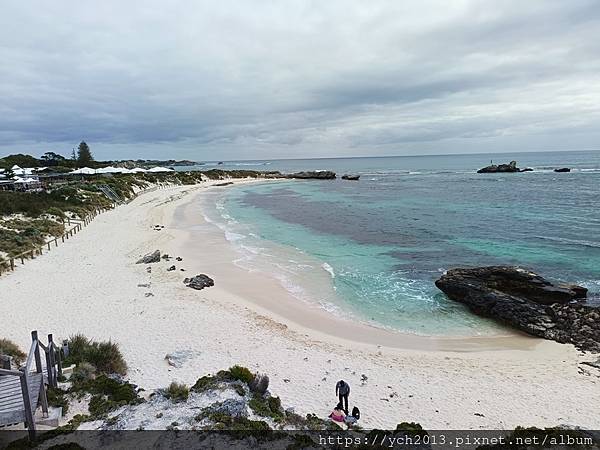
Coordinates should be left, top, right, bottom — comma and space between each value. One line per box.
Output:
0, 182, 174, 276
0, 205, 113, 276
0, 331, 53, 439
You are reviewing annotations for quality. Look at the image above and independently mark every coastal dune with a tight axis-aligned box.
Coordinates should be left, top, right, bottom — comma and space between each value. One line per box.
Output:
1, 180, 599, 430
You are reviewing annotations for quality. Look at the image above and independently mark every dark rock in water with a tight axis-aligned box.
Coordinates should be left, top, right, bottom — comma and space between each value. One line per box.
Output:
136, 250, 161, 264
435, 266, 599, 352
342, 174, 360, 180
167, 265, 176, 271
184, 274, 214, 290
520, 168, 534, 172
176, 257, 183, 261
286, 171, 336, 180
554, 167, 571, 173
477, 161, 520, 173
162, 254, 170, 260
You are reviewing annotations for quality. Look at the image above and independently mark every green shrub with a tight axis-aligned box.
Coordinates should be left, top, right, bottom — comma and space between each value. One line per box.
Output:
205, 412, 271, 431
64, 335, 127, 375
229, 365, 254, 384
191, 374, 218, 393
70, 374, 140, 417
70, 362, 96, 385
88, 395, 113, 417
248, 394, 284, 422
164, 382, 189, 402
87, 341, 127, 375
190, 368, 247, 393
47, 387, 69, 415
0, 338, 26, 365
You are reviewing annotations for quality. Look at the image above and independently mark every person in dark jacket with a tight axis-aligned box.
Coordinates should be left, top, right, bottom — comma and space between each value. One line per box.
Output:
335, 380, 350, 414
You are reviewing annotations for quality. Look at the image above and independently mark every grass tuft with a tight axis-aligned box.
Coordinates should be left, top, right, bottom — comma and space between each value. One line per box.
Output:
164, 382, 189, 402
64, 335, 127, 375
0, 338, 26, 366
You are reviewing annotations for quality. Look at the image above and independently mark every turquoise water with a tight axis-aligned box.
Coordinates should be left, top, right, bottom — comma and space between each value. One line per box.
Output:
200, 151, 600, 336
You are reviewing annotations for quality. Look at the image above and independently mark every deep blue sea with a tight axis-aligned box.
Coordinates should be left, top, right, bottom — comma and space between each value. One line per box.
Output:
197, 151, 600, 336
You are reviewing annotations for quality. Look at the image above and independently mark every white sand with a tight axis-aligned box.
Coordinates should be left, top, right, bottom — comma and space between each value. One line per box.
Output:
1, 181, 599, 430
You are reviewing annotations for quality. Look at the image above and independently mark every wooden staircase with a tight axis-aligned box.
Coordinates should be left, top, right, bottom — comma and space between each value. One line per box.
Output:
0, 331, 62, 439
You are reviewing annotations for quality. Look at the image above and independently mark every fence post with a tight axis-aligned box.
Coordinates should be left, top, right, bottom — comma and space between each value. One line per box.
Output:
44, 347, 53, 388
48, 334, 57, 387
19, 374, 36, 440
47, 242, 51, 251
10, 258, 14, 271
31, 331, 42, 374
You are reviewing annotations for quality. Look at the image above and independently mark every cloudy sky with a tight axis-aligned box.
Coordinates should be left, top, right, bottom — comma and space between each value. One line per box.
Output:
1, 0, 599, 161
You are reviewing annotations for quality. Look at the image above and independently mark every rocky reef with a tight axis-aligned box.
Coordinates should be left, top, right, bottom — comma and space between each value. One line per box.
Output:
477, 161, 521, 173
286, 171, 336, 180
554, 167, 571, 173
435, 266, 599, 352
341, 174, 360, 180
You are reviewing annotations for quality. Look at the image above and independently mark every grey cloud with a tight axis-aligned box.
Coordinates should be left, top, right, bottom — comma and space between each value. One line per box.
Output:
0, 0, 599, 160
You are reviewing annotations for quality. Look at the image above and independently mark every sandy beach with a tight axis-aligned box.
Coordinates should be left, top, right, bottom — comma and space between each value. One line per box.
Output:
1, 180, 599, 430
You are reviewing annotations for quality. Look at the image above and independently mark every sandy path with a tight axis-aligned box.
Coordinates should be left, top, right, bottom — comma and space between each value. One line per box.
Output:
1, 181, 598, 430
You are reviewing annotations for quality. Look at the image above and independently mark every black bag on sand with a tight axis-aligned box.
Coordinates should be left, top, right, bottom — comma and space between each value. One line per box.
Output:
352, 406, 360, 419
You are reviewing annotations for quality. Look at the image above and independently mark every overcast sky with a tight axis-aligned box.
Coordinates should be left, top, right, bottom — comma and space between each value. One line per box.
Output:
1, 0, 599, 161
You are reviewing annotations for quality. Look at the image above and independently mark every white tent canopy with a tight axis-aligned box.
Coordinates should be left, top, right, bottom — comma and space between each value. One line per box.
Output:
14, 177, 39, 184
69, 167, 96, 175
147, 166, 174, 173
95, 166, 119, 174
96, 166, 137, 174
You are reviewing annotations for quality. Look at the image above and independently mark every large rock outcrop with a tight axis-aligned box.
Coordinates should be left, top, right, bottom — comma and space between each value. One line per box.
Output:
286, 171, 336, 180
477, 161, 520, 173
136, 250, 161, 264
435, 266, 599, 352
184, 274, 215, 290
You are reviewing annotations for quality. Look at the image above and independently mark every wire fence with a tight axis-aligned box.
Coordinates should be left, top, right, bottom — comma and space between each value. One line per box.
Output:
0, 184, 164, 276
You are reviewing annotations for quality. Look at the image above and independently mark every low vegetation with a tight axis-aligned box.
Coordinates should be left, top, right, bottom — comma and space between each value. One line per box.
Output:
63, 334, 127, 375
248, 394, 284, 422
164, 382, 189, 402
46, 387, 70, 415
203, 412, 271, 431
0, 218, 65, 261
0, 338, 26, 366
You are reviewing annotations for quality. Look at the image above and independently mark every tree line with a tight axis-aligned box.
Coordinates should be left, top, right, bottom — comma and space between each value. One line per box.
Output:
0, 141, 95, 170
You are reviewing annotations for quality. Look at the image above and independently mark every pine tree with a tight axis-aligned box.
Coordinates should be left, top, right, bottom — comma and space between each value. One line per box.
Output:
77, 141, 94, 166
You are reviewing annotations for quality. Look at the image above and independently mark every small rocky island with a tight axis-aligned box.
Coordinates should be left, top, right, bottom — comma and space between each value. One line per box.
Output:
286, 170, 336, 180
477, 161, 521, 173
435, 266, 599, 352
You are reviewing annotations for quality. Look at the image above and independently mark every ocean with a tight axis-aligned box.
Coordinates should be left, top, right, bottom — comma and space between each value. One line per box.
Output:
197, 150, 600, 336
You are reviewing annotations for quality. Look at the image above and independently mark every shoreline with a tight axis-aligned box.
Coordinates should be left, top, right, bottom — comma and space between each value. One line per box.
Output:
1, 180, 598, 429
172, 182, 543, 353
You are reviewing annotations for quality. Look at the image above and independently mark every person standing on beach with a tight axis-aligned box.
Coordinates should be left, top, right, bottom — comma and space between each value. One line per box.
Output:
336, 380, 350, 414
